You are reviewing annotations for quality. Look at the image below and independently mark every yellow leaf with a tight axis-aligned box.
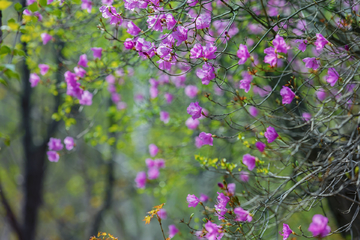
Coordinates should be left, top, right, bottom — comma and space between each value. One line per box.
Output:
143, 215, 151, 224
0, 1, 12, 10
8, 22, 19, 31
154, 203, 164, 210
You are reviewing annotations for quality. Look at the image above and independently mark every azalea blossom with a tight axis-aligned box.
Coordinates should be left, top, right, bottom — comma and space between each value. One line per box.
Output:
314, 33, 329, 51
280, 86, 295, 105
30, 73, 40, 87
187, 102, 203, 119
264, 126, 278, 143
280, 223, 294, 240
237, 44, 250, 64
199, 132, 213, 146
243, 154, 256, 171
187, 194, 200, 207
308, 214, 331, 238
326, 68, 339, 86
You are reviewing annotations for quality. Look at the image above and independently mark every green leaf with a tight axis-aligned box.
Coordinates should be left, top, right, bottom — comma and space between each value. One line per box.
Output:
14, 2, 22, 11
0, 45, 11, 55
28, 2, 38, 12
0, 77, 7, 86
13, 49, 26, 56
39, 0, 47, 7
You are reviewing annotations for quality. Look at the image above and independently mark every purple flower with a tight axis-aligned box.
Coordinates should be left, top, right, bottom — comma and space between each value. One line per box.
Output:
200, 193, 209, 202
237, 44, 250, 64
316, 88, 327, 101
187, 194, 200, 207
78, 54, 88, 68
64, 137, 75, 150
314, 33, 329, 51
303, 57, 320, 70
185, 117, 199, 130
135, 171, 146, 188
234, 207, 252, 222
79, 91, 93, 105
205, 221, 223, 240
215, 192, 229, 219
239, 171, 250, 182
165, 13, 176, 30
147, 167, 159, 179
185, 85, 198, 98
187, 102, 203, 119
243, 154, 256, 171
273, 35, 288, 54
154, 159, 165, 168
239, 78, 252, 93
74, 67, 86, 78
48, 138, 63, 151
172, 26, 188, 46
38, 64, 49, 75
294, 39, 307, 52
195, 13, 211, 29
227, 183, 235, 195
164, 92, 174, 104
160, 111, 170, 123
255, 142, 266, 152
127, 21, 142, 36
308, 214, 331, 238
157, 43, 172, 58
249, 106, 258, 117
150, 86, 159, 99
169, 225, 179, 238
41, 33, 52, 45
196, 63, 215, 85
111, 93, 121, 103
157, 209, 167, 219
47, 151, 59, 162
190, 43, 203, 59
81, 0, 92, 13
149, 144, 159, 157
124, 38, 135, 49
264, 126, 278, 143
280, 223, 293, 240
29, 73, 40, 87
91, 47, 102, 59
326, 68, 339, 87
187, 0, 198, 6
280, 86, 295, 105
195, 136, 204, 148
302, 112, 311, 122
203, 43, 217, 59
199, 132, 213, 146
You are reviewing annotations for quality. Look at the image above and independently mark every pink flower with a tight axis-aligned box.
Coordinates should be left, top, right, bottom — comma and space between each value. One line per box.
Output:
205, 221, 223, 240
91, 47, 102, 59
234, 207, 252, 222
150, 86, 159, 99
237, 44, 250, 64
106, 74, 115, 84
127, 21, 141, 36
185, 117, 199, 130
187, 102, 203, 119
41, 33, 52, 45
215, 192, 229, 219
326, 68, 339, 86
160, 111, 170, 123
195, 136, 204, 148
81, 0, 92, 13
195, 13, 211, 29
199, 132, 213, 146
78, 54, 88, 68
135, 171, 146, 188
29, 73, 40, 87
48, 138, 63, 151
158, 209, 167, 219
190, 43, 203, 59
196, 63, 215, 85
239, 78, 252, 93
147, 167, 159, 179
164, 92, 174, 104
149, 144, 159, 157
38, 64, 49, 75
185, 85, 198, 98
187, 0, 198, 6
202, 43, 217, 59
253, 85, 272, 97
165, 13, 176, 30
200, 193, 209, 202
64, 137, 75, 150
239, 171, 250, 182
302, 112, 311, 122
294, 39, 307, 52
111, 93, 121, 103
264, 47, 278, 67
273, 35, 288, 53
227, 183, 235, 195
172, 26, 188, 46
280, 86, 295, 105
249, 106, 258, 117
117, 102, 127, 110
74, 67, 86, 78
187, 194, 200, 207
264, 126, 278, 143
255, 142, 266, 152
243, 154, 256, 171
47, 151, 59, 162
303, 57, 320, 70
169, 225, 179, 238
316, 88, 327, 101
79, 91, 93, 105
314, 33, 329, 51
280, 223, 293, 240
154, 159, 165, 168
308, 214, 331, 238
